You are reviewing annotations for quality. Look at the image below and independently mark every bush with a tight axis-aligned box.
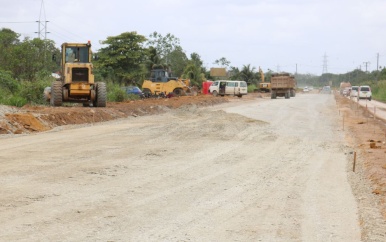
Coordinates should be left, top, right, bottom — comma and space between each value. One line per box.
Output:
248, 84, 257, 93
372, 80, 386, 102
4, 96, 28, 107
18, 79, 53, 105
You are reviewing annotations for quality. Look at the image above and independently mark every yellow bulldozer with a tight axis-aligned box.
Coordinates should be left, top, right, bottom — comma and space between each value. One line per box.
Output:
142, 67, 196, 97
45, 41, 106, 107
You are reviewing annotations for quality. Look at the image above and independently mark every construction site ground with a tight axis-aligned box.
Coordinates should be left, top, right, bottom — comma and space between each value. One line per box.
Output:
0, 92, 385, 241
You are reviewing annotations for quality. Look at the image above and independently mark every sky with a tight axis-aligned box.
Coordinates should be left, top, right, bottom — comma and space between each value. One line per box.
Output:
1, 0, 386, 75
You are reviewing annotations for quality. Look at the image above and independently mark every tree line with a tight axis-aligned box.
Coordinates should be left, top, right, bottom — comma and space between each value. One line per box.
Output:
1, 27, 386, 105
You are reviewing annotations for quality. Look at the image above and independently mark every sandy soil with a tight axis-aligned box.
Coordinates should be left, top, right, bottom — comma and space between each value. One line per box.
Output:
0, 93, 385, 241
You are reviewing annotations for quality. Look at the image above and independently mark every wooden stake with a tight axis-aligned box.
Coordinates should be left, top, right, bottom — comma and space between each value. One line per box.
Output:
353, 152, 357, 172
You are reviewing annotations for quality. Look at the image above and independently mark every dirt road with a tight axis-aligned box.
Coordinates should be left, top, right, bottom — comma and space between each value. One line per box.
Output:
0, 94, 362, 241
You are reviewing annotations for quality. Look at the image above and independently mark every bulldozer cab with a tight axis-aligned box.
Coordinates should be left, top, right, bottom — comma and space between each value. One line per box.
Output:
64, 45, 91, 64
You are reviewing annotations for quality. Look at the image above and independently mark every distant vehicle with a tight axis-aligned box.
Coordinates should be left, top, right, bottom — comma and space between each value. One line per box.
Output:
339, 82, 351, 95
209, 80, 247, 98
342, 87, 351, 96
303, 87, 309, 92
122, 86, 144, 98
350, 86, 359, 98
320, 86, 331, 94
270, 73, 296, 99
357, 85, 372, 101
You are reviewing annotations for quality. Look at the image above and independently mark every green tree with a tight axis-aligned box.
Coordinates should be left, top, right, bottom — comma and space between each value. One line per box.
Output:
167, 46, 188, 77
182, 52, 206, 87
10, 38, 58, 81
228, 66, 240, 80
147, 32, 182, 73
239, 64, 257, 84
0, 28, 20, 71
213, 57, 230, 67
96, 31, 148, 85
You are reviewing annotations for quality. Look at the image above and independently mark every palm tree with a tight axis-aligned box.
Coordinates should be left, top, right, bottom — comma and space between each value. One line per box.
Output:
240, 64, 257, 84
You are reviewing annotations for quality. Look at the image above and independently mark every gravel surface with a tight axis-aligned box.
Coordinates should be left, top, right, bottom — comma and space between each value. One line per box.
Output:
0, 93, 370, 241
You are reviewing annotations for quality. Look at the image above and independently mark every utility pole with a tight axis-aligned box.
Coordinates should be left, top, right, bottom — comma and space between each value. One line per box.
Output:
376, 53, 379, 82
363, 61, 370, 72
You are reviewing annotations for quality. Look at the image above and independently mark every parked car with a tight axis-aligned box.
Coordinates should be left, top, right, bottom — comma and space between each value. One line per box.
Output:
350, 86, 359, 98
303, 86, 309, 92
357, 85, 372, 101
122, 86, 144, 98
320, 86, 331, 94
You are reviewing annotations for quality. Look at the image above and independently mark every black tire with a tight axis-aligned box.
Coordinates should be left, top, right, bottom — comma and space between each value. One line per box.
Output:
50, 81, 63, 107
212, 90, 218, 97
369, 96, 372, 101
173, 88, 183, 96
271, 91, 276, 99
94, 82, 107, 107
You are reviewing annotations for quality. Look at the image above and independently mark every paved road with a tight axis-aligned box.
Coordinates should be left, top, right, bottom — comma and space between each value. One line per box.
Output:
0, 93, 361, 241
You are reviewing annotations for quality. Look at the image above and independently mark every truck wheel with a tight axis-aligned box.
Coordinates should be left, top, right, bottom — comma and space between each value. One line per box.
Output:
50, 81, 63, 107
271, 91, 276, 99
285, 92, 290, 99
94, 82, 107, 107
212, 91, 218, 97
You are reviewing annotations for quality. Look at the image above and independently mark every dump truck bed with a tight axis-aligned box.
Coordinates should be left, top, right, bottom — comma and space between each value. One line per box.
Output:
271, 76, 295, 89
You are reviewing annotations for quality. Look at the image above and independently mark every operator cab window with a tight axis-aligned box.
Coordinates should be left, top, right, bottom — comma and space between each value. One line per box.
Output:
65, 47, 89, 63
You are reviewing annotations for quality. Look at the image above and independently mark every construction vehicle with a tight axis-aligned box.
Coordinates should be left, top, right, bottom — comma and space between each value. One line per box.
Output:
46, 41, 106, 107
270, 73, 296, 99
142, 67, 197, 96
258, 67, 271, 93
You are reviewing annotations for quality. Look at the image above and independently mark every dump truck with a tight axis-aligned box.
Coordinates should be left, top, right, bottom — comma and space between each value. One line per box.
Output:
142, 67, 196, 96
45, 41, 106, 107
270, 73, 296, 99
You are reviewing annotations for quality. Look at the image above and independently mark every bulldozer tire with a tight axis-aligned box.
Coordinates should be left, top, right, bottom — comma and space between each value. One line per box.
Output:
50, 81, 63, 106
94, 82, 107, 107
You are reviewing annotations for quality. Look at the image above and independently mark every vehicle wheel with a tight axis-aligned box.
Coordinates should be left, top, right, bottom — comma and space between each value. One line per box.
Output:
50, 81, 63, 107
285, 92, 290, 99
142, 88, 151, 98
83, 103, 90, 107
369, 96, 372, 101
212, 90, 218, 97
271, 91, 276, 99
173, 88, 183, 96
93, 82, 107, 107
238, 94, 242, 98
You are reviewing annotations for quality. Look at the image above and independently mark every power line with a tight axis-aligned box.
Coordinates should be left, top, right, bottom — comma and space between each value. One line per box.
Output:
0, 21, 36, 24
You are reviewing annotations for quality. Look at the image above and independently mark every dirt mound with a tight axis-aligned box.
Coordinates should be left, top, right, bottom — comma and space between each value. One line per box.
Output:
0, 95, 230, 135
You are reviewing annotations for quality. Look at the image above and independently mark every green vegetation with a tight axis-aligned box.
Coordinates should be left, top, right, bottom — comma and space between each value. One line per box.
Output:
0, 27, 385, 106
370, 80, 386, 102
